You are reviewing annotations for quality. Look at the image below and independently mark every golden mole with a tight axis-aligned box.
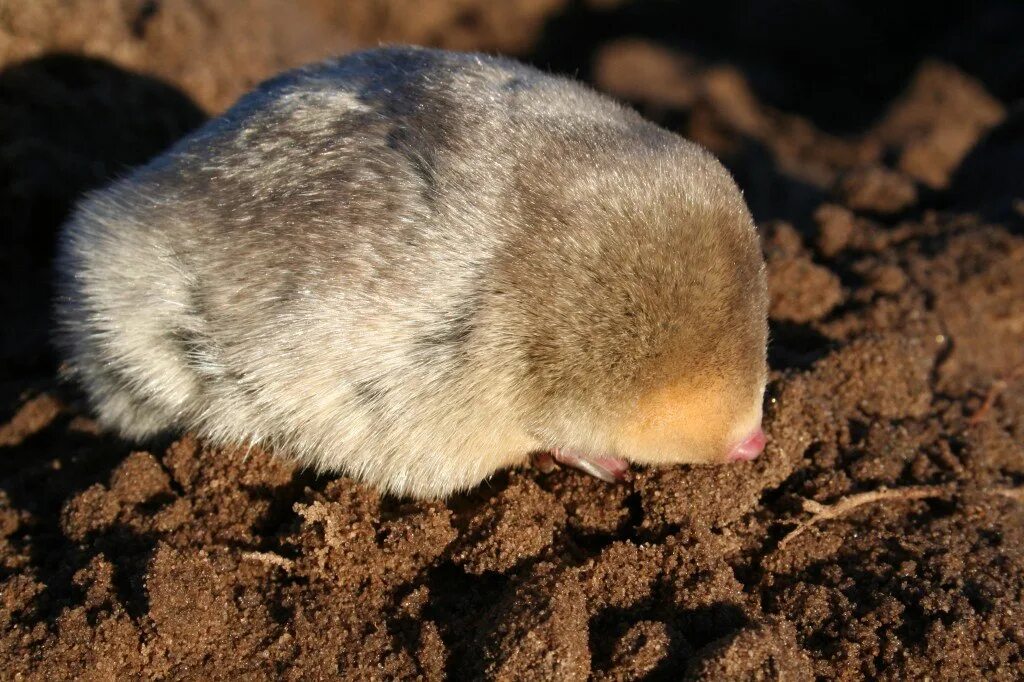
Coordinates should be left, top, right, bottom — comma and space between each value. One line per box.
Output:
54, 46, 768, 499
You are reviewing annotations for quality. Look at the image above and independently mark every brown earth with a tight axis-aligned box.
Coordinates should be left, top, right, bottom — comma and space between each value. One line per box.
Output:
2, 1, 1023, 679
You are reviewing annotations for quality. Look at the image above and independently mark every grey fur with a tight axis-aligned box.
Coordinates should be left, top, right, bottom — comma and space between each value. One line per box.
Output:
54, 47, 768, 499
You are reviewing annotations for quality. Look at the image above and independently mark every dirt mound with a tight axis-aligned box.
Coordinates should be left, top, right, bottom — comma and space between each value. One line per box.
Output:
2, 1, 1023, 679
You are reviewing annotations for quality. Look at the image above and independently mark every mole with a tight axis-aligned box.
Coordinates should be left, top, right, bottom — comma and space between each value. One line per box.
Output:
54, 46, 768, 499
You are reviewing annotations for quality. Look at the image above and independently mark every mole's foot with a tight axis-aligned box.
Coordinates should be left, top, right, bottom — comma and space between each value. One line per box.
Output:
533, 450, 559, 474
545, 447, 628, 483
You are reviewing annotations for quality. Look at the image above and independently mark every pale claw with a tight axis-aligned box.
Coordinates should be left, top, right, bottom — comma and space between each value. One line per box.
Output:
551, 448, 629, 483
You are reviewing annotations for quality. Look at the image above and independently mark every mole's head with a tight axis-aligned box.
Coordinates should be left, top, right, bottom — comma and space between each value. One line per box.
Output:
498, 138, 768, 473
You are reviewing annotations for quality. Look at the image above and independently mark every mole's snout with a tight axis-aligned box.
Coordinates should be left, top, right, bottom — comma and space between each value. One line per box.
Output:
726, 427, 766, 462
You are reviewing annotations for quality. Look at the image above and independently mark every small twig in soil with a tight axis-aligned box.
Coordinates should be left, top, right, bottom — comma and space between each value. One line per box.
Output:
778, 485, 952, 549
969, 363, 1024, 425
777, 484, 1024, 550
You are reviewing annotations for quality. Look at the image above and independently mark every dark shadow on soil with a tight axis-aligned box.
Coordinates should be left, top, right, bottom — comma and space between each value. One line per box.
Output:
527, 0, 1022, 134
0, 54, 206, 381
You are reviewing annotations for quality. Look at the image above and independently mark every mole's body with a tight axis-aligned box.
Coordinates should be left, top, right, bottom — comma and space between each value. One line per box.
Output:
55, 47, 768, 498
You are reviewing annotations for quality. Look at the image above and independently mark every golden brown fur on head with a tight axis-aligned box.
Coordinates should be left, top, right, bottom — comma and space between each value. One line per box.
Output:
496, 135, 768, 465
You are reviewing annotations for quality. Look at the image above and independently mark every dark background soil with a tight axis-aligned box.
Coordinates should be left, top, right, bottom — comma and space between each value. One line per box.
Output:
1, 1, 1023, 679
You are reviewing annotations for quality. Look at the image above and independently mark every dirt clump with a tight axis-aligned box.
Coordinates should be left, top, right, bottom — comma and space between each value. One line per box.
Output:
874, 60, 1006, 189
836, 165, 918, 214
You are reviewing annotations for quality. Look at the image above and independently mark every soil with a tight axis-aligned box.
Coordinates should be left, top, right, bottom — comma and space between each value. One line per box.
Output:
2, 1, 1023, 679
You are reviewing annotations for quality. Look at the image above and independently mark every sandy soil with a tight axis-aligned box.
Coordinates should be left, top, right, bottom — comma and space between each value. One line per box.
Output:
1, 1, 1023, 679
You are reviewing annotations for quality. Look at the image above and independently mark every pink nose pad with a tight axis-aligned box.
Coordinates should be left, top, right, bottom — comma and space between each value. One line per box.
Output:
727, 427, 766, 462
